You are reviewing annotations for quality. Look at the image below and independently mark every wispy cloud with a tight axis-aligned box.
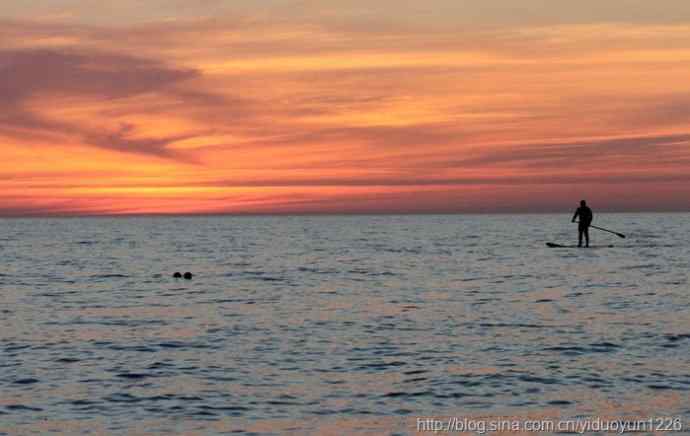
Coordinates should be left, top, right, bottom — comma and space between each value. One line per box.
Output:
1, 48, 200, 160
1, 6, 690, 215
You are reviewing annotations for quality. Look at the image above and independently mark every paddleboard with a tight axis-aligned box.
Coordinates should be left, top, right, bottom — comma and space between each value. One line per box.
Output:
546, 242, 614, 248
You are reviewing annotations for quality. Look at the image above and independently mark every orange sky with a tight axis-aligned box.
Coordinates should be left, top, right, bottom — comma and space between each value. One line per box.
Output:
2, 1, 690, 215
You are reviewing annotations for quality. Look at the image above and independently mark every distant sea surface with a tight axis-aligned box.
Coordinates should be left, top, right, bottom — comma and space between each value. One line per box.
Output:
1, 214, 689, 434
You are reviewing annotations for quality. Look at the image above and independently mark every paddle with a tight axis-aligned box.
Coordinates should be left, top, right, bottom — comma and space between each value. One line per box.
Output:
590, 224, 626, 238
575, 222, 626, 238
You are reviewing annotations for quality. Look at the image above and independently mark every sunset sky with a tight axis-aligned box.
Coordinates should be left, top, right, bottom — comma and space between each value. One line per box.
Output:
2, 1, 690, 215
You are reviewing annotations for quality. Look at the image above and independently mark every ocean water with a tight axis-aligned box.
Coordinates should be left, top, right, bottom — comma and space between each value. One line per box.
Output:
1, 214, 688, 435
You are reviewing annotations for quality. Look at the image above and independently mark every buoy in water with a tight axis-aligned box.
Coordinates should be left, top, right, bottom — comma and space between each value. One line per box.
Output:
173, 272, 182, 278
183, 272, 193, 280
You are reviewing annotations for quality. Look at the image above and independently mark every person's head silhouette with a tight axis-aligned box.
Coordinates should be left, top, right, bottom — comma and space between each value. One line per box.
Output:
580, 200, 587, 207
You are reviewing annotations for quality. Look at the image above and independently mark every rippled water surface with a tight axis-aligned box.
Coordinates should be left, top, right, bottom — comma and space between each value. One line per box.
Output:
1, 214, 689, 434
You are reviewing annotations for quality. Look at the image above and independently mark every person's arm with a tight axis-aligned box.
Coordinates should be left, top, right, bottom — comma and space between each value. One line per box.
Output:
572, 209, 579, 223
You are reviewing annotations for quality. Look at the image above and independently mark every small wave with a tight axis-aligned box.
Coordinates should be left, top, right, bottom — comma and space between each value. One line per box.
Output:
12, 378, 39, 385
355, 361, 406, 371
195, 405, 249, 416
104, 393, 143, 403
381, 390, 432, 398
73, 319, 165, 327
543, 346, 587, 355
67, 399, 100, 407
116, 373, 152, 380
158, 342, 186, 349
381, 247, 422, 255
346, 269, 396, 277
297, 266, 339, 274
347, 268, 371, 275
406, 377, 430, 385
207, 376, 237, 382
105, 345, 157, 353
90, 274, 129, 279
665, 333, 690, 342
240, 271, 286, 282
147, 362, 174, 370
5, 404, 43, 412
266, 394, 303, 406
3, 344, 30, 353
547, 400, 573, 406
647, 384, 681, 390
620, 263, 661, 271
518, 375, 561, 384
543, 342, 620, 355
589, 341, 621, 350
257, 276, 285, 282
479, 323, 548, 329
157, 341, 211, 350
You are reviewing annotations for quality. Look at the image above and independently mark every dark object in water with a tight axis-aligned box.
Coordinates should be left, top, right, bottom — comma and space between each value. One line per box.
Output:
173, 272, 182, 278
546, 242, 613, 248
183, 272, 193, 280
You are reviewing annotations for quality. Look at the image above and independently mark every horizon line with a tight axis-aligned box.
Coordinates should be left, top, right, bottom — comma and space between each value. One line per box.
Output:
2, 209, 689, 219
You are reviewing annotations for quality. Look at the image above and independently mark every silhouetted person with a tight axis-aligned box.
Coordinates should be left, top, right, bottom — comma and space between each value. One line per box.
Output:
572, 200, 593, 247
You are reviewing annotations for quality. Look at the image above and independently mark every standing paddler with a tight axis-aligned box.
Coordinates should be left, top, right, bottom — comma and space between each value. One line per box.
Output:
571, 200, 593, 248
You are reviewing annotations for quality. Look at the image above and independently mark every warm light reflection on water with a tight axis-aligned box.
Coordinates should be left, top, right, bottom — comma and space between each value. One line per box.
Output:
1, 215, 688, 434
